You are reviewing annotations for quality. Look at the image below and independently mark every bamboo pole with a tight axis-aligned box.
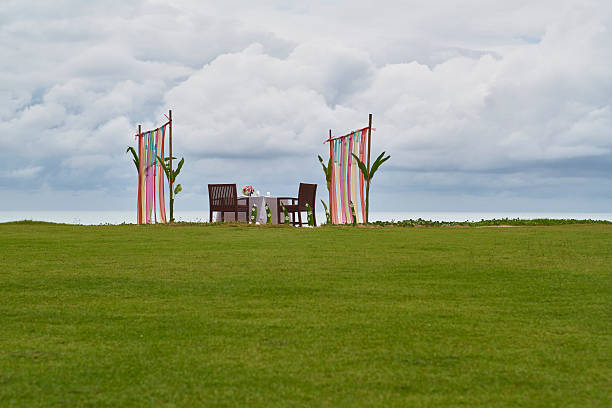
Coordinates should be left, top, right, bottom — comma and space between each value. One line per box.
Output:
325, 126, 369, 143
366, 114, 372, 223
329, 129, 334, 224
137, 125, 142, 224
168, 109, 173, 222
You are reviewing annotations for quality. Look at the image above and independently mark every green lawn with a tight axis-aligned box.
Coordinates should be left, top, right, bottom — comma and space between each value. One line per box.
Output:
0, 222, 610, 407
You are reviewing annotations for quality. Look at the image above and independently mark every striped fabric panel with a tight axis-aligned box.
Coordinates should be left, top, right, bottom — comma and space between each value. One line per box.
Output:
326, 126, 372, 224
351, 131, 360, 223
336, 140, 342, 223
346, 133, 353, 221
158, 125, 167, 223
148, 132, 154, 224
144, 132, 150, 224
147, 132, 153, 224
330, 139, 337, 224
137, 133, 144, 224
339, 137, 346, 224
344, 136, 350, 223
336, 139, 343, 223
153, 129, 158, 224
359, 130, 367, 222
137, 126, 172, 225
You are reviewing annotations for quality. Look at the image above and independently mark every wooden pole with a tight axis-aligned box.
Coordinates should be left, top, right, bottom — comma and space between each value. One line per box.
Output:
137, 125, 142, 224
168, 109, 173, 222
329, 129, 333, 224
365, 114, 372, 223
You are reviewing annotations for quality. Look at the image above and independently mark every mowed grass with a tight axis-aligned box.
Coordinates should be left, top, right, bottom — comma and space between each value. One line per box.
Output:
0, 222, 610, 407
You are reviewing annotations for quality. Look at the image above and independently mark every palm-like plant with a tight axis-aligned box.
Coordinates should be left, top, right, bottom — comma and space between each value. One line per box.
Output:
157, 155, 184, 222
317, 155, 332, 193
320, 200, 331, 224
351, 151, 390, 223
126, 146, 139, 170
317, 154, 333, 223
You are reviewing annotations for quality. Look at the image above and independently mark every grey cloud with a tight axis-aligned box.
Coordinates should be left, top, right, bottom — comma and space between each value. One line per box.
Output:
1, 0, 611, 212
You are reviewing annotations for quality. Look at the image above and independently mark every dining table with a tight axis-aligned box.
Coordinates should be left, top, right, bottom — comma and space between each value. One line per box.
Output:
214, 195, 282, 224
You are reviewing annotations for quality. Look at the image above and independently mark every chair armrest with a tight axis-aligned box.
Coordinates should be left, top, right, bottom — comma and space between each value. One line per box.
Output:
237, 197, 249, 204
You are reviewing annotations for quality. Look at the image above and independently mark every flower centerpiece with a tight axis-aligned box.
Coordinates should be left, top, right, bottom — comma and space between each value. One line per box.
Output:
242, 185, 255, 196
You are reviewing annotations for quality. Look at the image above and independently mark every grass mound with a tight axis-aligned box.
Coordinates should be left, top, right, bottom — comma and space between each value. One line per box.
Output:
1, 223, 610, 406
1, 219, 69, 226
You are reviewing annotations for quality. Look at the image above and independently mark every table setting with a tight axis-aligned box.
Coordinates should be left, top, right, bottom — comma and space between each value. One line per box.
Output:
213, 185, 281, 224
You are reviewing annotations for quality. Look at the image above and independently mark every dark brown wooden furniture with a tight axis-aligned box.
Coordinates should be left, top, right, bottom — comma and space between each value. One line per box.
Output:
276, 183, 317, 226
208, 184, 249, 223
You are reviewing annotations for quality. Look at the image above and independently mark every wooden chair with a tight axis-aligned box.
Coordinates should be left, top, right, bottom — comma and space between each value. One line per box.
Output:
276, 183, 317, 226
208, 184, 250, 223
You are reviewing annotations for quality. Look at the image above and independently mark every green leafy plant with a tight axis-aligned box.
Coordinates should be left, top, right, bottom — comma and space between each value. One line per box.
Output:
157, 155, 184, 222
317, 155, 333, 223
250, 204, 258, 224
280, 203, 290, 224
349, 201, 357, 226
265, 203, 272, 224
321, 200, 331, 224
351, 151, 390, 223
317, 155, 332, 193
126, 146, 139, 170
305, 203, 314, 226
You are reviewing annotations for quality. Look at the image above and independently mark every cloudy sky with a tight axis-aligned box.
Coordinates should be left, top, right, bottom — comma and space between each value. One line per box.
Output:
1, 0, 611, 214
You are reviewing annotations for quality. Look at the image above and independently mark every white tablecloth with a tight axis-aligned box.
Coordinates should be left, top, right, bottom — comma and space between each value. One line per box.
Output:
214, 196, 281, 224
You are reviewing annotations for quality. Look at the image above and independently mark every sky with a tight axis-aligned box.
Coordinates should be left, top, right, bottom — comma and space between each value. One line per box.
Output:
1, 0, 611, 213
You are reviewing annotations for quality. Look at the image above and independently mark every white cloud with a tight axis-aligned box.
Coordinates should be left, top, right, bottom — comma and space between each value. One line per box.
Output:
0, 0, 611, 211
0, 166, 43, 179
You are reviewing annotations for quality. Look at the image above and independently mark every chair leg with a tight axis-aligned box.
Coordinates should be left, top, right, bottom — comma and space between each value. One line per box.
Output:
221, 212, 224, 222
210, 209, 213, 223
297, 211, 302, 227
312, 209, 317, 227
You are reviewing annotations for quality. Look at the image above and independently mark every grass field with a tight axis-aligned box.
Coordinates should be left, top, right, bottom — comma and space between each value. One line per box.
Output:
1, 222, 610, 407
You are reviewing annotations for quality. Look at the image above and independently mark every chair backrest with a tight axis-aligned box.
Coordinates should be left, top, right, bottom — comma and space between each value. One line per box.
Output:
297, 183, 317, 209
208, 184, 238, 210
